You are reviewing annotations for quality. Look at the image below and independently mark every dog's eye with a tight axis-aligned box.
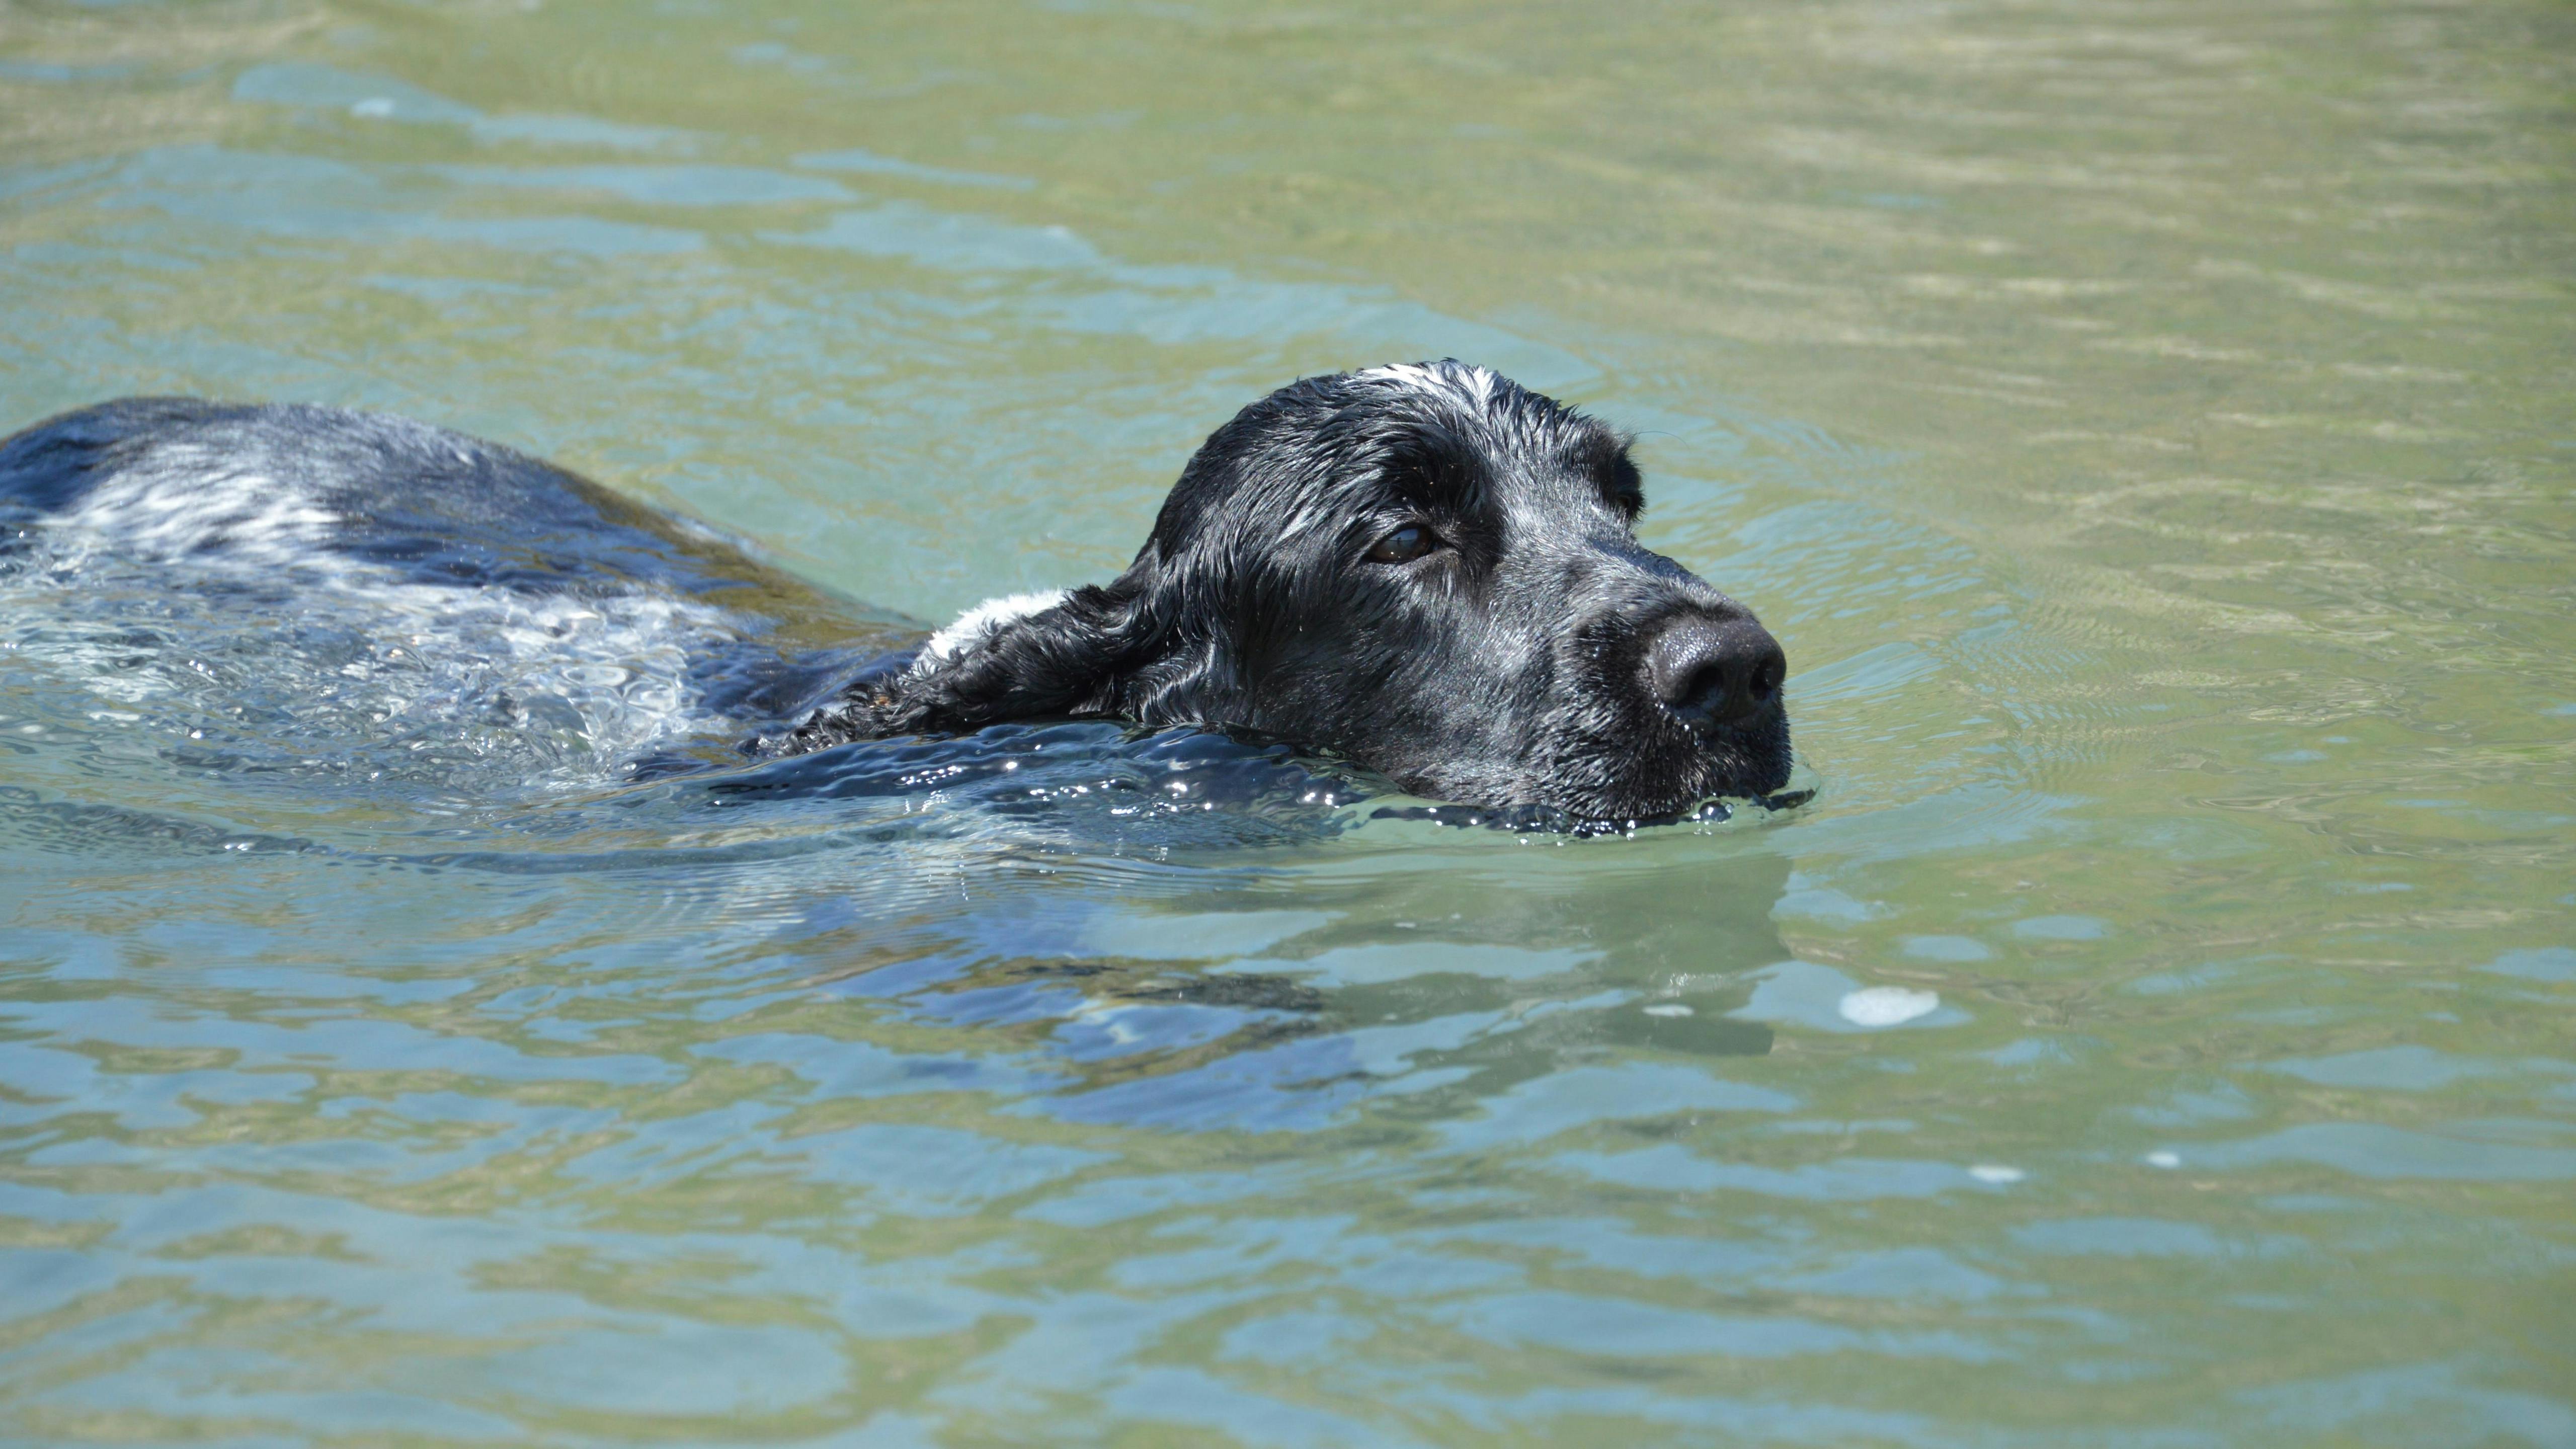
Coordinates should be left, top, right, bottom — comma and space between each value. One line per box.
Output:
1365, 523, 1440, 565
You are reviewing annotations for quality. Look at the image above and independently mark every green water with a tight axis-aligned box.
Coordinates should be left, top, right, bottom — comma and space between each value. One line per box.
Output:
3, 0, 2572, 1443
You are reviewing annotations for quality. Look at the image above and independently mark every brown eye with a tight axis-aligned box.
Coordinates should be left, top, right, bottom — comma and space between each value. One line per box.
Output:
1366, 523, 1439, 565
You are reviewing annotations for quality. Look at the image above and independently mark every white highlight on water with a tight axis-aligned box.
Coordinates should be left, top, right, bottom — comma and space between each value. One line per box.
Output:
1968, 1164, 2026, 1184
2145, 1150, 2183, 1169
1837, 986, 1940, 1027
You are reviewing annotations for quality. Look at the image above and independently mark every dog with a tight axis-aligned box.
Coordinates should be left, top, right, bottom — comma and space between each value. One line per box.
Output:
0, 361, 1790, 825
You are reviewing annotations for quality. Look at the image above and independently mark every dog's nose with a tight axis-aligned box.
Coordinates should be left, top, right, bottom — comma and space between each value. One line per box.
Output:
1646, 612, 1786, 730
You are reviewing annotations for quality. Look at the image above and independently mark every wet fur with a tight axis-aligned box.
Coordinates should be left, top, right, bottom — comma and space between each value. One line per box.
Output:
780, 361, 1791, 820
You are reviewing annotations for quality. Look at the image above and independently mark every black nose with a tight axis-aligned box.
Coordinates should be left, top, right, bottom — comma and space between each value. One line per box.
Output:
1645, 612, 1786, 730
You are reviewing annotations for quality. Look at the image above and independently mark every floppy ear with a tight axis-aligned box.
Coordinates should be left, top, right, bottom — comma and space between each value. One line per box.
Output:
777, 571, 1209, 753
898, 582, 1153, 730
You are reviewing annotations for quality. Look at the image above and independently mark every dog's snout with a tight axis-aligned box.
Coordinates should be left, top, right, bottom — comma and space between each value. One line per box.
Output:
1646, 612, 1786, 730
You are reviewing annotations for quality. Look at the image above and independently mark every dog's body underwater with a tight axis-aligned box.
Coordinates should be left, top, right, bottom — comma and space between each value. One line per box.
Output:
0, 364, 1791, 824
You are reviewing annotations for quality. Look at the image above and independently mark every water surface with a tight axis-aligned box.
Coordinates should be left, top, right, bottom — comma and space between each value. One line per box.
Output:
3, 1, 2571, 1443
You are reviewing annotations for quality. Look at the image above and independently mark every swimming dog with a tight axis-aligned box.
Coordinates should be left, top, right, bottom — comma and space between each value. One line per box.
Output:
0, 362, 1789, 823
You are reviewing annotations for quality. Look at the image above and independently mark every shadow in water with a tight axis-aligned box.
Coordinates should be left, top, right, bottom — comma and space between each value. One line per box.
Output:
803, 831, 1794, 1133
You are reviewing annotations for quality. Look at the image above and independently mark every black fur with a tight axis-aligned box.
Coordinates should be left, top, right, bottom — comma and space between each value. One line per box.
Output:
783, 362, 1791, 821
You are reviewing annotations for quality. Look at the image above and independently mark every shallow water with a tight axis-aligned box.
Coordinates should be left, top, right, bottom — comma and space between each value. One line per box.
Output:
3, 1, 2572, 1443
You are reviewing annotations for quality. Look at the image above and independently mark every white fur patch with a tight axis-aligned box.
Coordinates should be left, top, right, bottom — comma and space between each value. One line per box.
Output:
912, 589, 1069, 672
1358, 360, 1499, 409
59, 464, 340, 568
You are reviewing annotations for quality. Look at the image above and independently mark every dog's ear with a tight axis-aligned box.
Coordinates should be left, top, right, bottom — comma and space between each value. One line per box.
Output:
887, 567, 1245, 735
777, 552, 1238, 753
900, 584, 1140, 728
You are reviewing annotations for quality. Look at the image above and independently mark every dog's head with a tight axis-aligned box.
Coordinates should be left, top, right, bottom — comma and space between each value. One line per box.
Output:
856, 361, 1792, 823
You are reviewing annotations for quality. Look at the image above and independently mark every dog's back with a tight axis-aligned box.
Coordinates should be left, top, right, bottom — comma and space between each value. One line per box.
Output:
0, 400, 909, 789
9, 398, 760, 597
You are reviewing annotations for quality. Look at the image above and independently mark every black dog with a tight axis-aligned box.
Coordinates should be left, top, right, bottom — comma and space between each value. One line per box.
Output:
0, 362, 1789, 822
